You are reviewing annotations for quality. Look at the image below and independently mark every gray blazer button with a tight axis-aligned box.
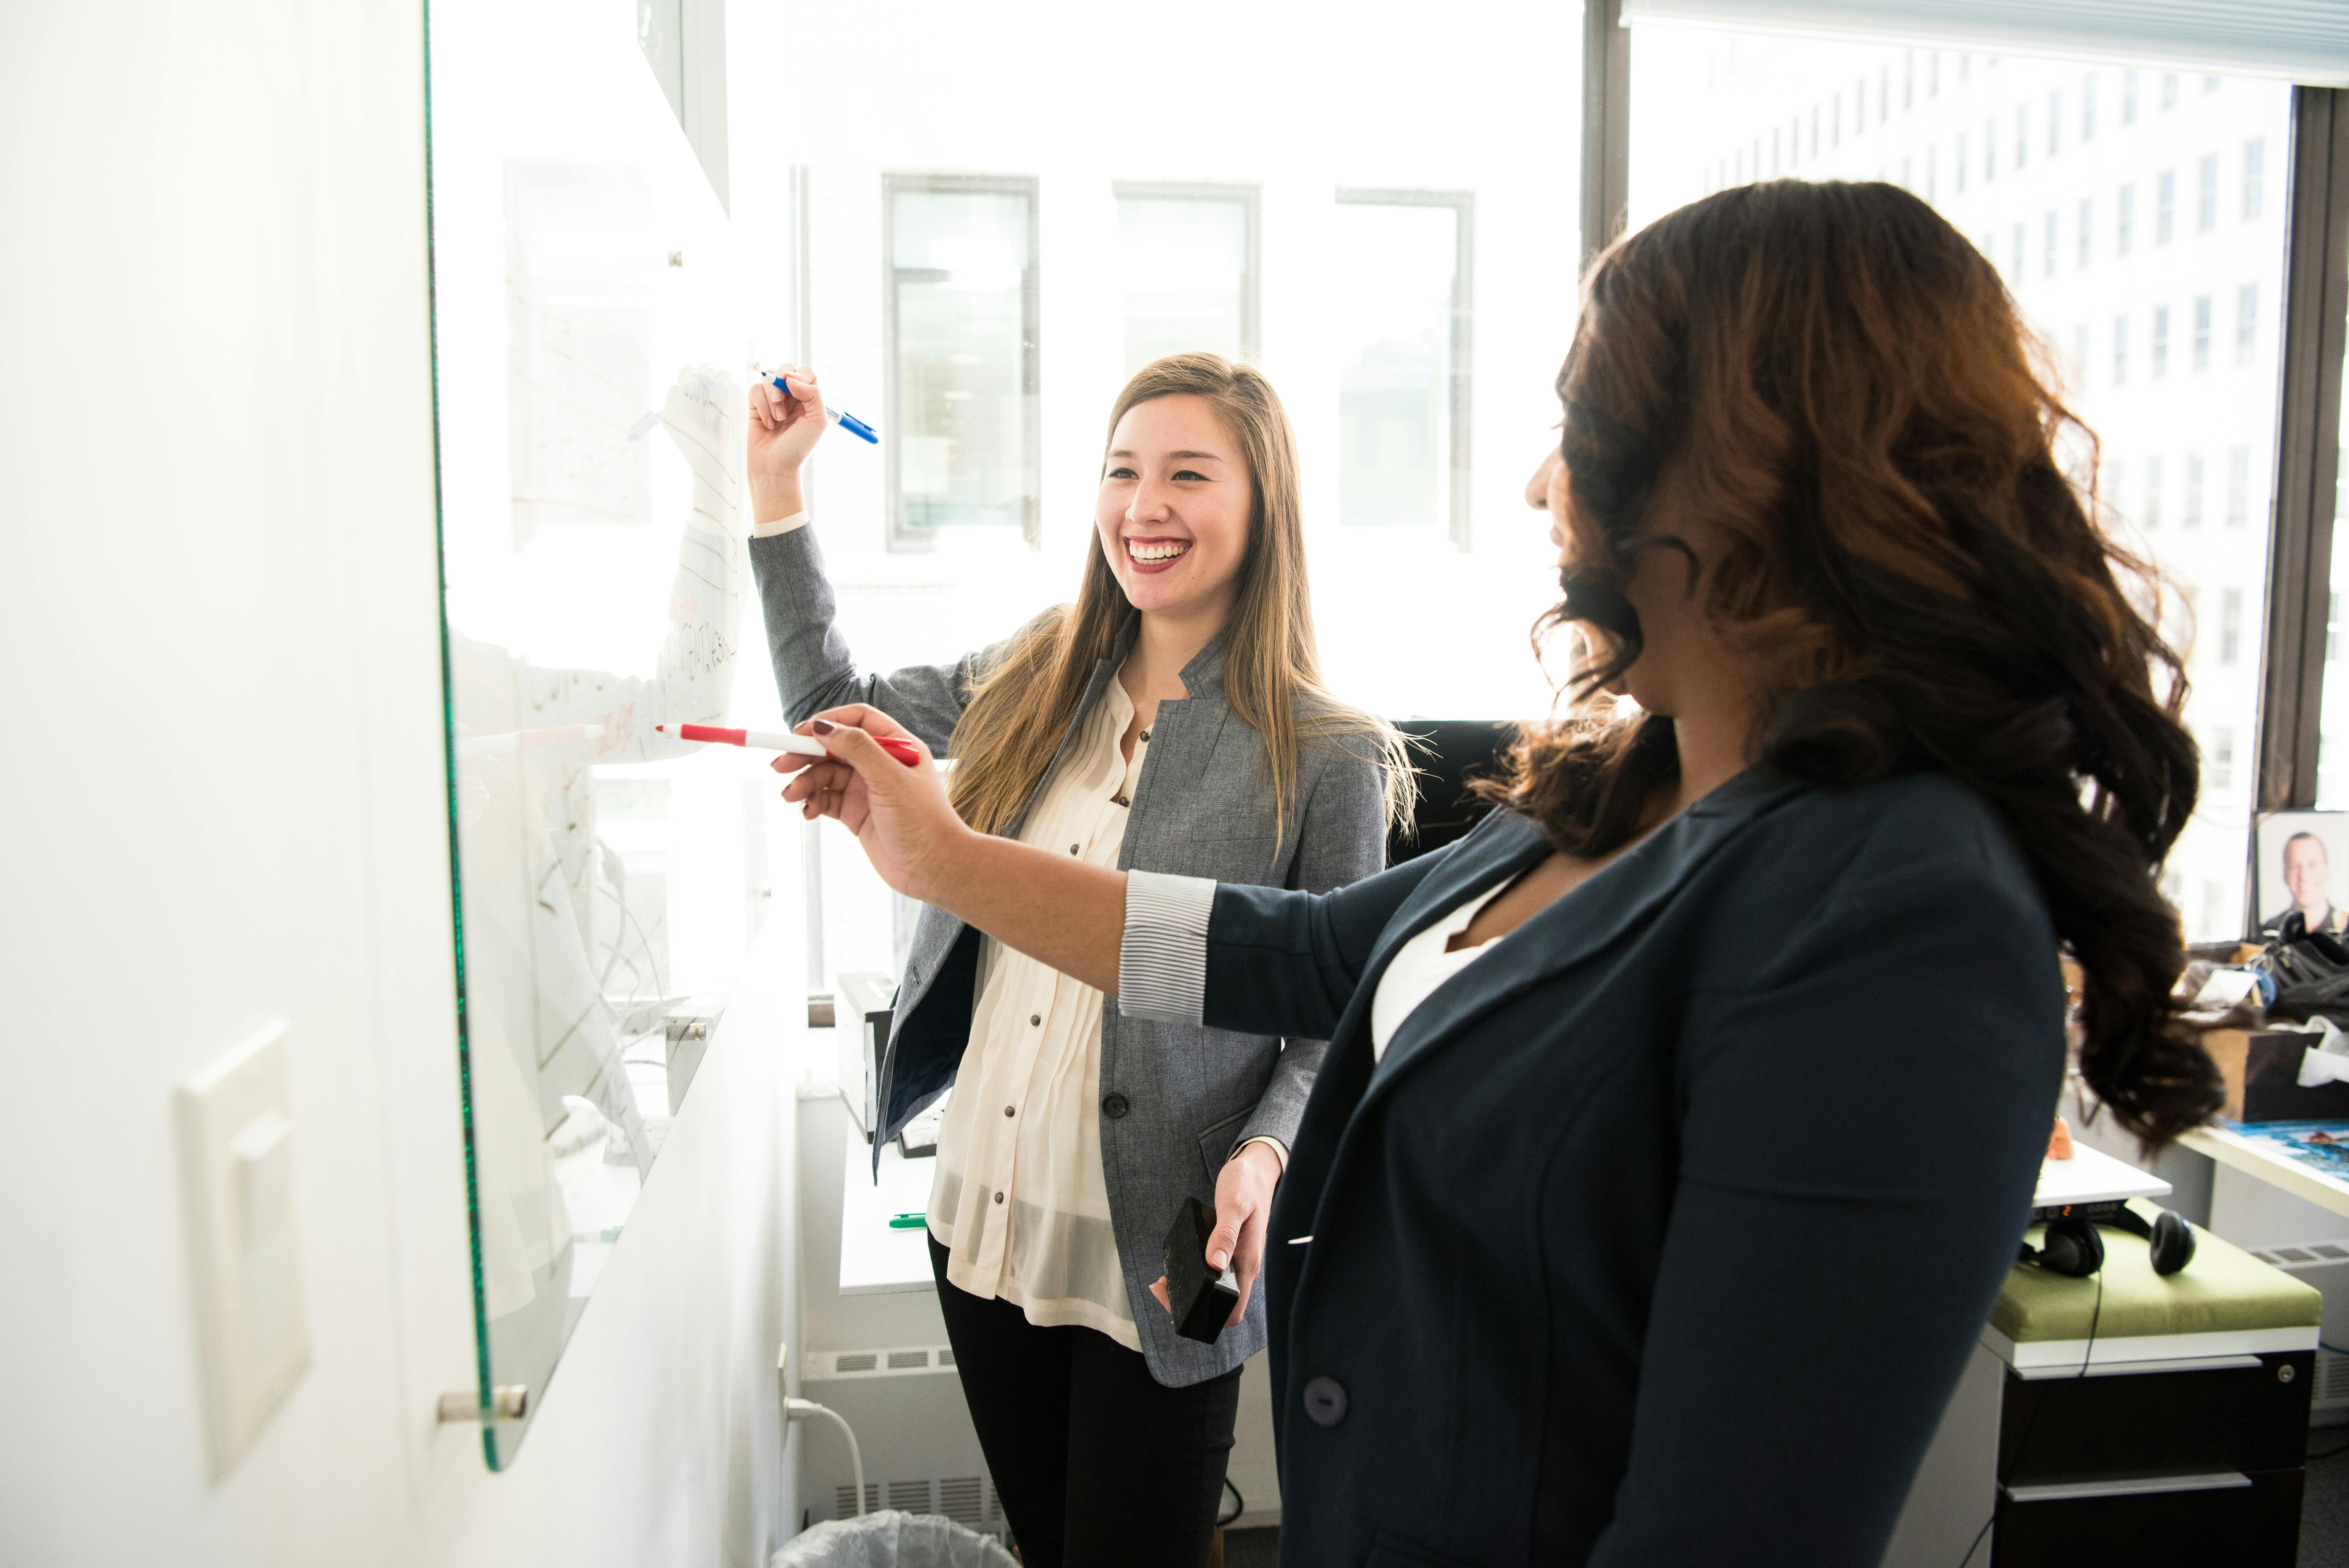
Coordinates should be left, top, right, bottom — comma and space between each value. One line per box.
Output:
1302, 1376, 1347, 1427
1102, 1093, 1130, 1119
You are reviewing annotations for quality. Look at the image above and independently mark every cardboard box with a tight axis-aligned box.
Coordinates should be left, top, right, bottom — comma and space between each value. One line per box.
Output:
2202, 1026, 2349, 1123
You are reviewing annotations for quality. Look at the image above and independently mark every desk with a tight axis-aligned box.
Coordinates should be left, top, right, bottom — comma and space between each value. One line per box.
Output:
2034, 1142, 2171, 1209
2182, 1124, 2349, 1224
838, 1135, 939, 1295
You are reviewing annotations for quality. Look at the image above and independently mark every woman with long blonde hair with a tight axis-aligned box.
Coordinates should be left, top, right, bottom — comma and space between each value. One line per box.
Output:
747, 353, 1403, 1566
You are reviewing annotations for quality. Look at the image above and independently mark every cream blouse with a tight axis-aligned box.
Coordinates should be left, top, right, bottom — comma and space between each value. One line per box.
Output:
926, 679, 1151, 1346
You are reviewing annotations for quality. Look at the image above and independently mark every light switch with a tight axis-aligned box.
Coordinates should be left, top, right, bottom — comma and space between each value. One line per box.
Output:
176, 1021, 310, 1481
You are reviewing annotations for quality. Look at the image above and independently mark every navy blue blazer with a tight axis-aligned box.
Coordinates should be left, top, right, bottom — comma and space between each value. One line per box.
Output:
1205, 770, 2064, 1567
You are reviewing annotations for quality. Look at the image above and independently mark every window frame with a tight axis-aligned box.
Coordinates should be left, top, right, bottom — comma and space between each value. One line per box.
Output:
1334, 185, 1478, 549
880, 170, 1043, 553
2256, 88, 2349, 811
1109, 180, 1263, 371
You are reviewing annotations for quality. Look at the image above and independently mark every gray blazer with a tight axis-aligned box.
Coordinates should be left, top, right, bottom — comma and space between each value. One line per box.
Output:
750, 526, 1388, 1384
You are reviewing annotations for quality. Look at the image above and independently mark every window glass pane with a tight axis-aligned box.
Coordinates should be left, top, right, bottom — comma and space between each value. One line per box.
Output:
1631, 32, 2292, 941
1117, 194, 1249, 376
1333, 201, 1458, 529
891, 186, 1032, 531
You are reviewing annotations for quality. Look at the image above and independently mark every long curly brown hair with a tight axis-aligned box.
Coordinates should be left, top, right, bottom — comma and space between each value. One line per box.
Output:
1475, 179, 2220, 1149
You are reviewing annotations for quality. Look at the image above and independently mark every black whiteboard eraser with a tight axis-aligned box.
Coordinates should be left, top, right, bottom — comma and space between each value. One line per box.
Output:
1164, 1196, 1241, 1344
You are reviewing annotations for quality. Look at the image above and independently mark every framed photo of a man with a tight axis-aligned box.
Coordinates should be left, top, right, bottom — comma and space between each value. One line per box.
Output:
2255, 811, 2349, 940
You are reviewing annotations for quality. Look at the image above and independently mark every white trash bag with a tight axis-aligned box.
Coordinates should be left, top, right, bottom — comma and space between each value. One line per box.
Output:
772, 1509, 1019, 1568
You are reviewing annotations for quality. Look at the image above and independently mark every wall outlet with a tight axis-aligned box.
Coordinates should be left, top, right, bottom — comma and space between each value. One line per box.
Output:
176, 1019, 311, 1481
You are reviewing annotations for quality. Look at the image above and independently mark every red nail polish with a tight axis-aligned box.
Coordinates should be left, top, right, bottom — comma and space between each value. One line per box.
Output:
810, 719, 836, 735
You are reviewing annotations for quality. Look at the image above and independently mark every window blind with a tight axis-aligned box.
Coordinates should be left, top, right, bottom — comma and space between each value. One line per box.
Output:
1616, 2, 2349, 87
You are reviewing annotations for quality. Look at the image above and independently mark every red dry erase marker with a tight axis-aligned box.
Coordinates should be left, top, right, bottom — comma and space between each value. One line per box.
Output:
657, 722, 922, 768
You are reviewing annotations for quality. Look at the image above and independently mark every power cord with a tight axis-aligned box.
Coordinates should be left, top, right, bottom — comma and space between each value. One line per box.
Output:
1218, 1477, 1244, 1528
786, 1397, 866, 1518
1952, 1267, 2103, 1568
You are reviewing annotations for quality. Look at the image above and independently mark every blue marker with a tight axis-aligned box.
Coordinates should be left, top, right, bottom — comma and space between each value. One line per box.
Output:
767, 369, 879, 444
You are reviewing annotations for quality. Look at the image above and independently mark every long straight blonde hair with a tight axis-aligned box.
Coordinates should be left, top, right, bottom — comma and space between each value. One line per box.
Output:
945, 353, 1409, 847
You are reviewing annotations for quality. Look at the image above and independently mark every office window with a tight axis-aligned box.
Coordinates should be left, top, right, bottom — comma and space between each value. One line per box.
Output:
2244, 138, 2265, 220
1772, 127, 1782, 176
2162, 72, 2179, 110
2107, 457, 2127, 523
1333, 191, 1472, 542
2227, 445, 2251, 527
1833, 92, 1843, 145
2193, 294, 2212, 370
1114, 183, 1258, 377
2205, 75, 2222, 94
1810, 105, 1820, 158
1881, 64, 1890, 122
2198, 154, 2219, 232
2211, 731, 2234, 791
2184, 451, 2204, 526
2237, 282, 2258, 364
1901, 154, 1912, 191
1627, 31, 2291, 941
885, 175, 1040, 545
2220, 588, 2243, 665
1930, 51, 1940, 97
1903, 52, 1914, 110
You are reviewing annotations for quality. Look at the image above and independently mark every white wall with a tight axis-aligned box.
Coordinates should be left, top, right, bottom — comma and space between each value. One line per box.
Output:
0, 3, 799, 1563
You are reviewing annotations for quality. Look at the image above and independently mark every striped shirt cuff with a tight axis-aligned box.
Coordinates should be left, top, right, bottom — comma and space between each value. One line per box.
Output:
1119, 870, 1217, 1025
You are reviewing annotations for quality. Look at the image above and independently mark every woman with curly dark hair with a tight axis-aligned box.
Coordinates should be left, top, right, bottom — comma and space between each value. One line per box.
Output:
775, 179, 2222, 1565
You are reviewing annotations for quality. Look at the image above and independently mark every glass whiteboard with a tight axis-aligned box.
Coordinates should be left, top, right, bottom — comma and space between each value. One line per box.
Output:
426, 0, 756, 1468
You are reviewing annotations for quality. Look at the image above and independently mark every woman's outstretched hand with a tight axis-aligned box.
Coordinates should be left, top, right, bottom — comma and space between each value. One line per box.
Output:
774, 706, 969, 902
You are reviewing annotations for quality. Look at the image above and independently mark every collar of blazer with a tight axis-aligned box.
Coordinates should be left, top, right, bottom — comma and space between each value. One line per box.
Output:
1269, 767, 1811, 1330
994, 614, 1233, 842
1357, 767, 1806, 1101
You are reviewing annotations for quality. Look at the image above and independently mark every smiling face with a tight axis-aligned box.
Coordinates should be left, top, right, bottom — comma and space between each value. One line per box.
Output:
1096, 394, 1253, 626
2287, 834, 2331, 914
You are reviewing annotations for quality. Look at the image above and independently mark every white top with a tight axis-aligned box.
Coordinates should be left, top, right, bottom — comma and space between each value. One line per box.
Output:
927, 679, 1148, 1345
1369, 882, 1511, 1060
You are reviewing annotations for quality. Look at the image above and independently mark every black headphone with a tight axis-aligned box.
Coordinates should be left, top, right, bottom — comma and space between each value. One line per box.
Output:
2018, 1207, 2196, 1278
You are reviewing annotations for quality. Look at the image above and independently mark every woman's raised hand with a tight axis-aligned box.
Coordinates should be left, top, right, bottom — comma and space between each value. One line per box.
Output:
774, 706, 967, 902
747, 365, 825, 520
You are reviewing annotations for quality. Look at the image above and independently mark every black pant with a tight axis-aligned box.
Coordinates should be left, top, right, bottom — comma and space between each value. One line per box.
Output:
928, 1236, 1241, 1568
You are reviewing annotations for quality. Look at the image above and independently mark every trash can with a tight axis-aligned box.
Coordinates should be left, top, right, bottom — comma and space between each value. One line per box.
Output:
773, 1509, 1019, 1568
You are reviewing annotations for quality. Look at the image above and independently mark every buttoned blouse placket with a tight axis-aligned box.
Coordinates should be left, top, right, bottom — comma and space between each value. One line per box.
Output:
937, 681, 1148, 1306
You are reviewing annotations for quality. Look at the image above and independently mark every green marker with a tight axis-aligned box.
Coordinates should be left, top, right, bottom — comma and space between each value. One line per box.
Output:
888, 1212, 927, 1229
